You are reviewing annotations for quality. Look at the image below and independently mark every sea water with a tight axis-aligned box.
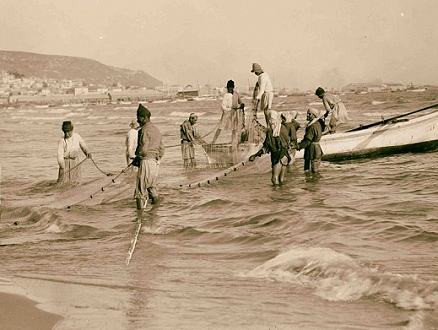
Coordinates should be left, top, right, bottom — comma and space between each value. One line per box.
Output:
1, 90, 438, 330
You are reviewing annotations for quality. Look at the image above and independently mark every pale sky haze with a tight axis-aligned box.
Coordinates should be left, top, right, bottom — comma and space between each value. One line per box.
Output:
2, 0, 438, 90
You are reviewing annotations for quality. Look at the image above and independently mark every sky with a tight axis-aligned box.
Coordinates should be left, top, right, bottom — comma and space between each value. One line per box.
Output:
2, 0, 438, 91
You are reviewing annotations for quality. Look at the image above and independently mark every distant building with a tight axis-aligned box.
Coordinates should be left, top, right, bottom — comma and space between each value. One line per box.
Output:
40, 88, 51, 96
177, 86, 199, 98
366, 84, 385, 92
384, 83, 407, 92
74, 87, 89, 95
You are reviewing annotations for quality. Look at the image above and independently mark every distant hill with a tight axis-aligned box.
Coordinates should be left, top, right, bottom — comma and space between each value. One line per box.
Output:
0, 50, 162, 88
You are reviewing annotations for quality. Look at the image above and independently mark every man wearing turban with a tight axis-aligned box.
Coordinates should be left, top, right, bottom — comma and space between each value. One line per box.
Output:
180, 113, 206, 170
132, 104, 165, 209
281, 111, 301, 165
248, 110, 291, 185
298, 108, 325, 174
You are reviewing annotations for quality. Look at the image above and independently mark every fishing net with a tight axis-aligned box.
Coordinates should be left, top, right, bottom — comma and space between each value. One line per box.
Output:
198, 104, 267, 168
178, 104, 271, 187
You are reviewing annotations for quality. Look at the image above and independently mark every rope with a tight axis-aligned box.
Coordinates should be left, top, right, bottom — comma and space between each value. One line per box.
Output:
91, 158, 113, 176
62, 157, 88, 176
165, 122, 220, 148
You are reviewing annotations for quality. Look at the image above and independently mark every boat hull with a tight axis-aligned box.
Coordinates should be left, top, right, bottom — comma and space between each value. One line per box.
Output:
314, 110, 438, 161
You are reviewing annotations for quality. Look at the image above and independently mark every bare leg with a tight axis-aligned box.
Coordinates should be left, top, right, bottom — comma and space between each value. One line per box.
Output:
311, 158, 322, 173
271, 162, 282, 185
278, 164, 287, 184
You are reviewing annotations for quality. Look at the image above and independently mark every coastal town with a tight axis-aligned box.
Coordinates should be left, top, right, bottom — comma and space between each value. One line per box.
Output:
0, 69, 431, 108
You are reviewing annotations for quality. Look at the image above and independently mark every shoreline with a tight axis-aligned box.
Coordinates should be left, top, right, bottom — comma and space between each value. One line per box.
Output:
0, 291, 63, 330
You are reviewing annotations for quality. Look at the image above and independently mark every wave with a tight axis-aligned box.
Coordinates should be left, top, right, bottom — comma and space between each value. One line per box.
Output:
245, 246, 438, 311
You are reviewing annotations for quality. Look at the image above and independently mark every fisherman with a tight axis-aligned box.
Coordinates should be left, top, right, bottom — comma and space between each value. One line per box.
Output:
132, 104, 165, 209
297, 108, 325, 174
315, 87, 349, 134
57, 120, 92, 185
125, 118, 139, 165
249, 110, 291, 185
180, 113, 206, 170
251, 63, 274, 127
211, 80, 245, 145
281, 111, 301, 166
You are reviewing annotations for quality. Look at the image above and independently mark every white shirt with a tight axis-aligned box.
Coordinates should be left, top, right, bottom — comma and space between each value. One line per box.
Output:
57, 132, 89, 168
125, 128, 138, 158
221, 92, 233, 113
256, 72, 274, 99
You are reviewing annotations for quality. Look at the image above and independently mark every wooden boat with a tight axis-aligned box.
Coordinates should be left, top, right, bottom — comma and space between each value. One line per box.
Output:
317, 104, 438, 162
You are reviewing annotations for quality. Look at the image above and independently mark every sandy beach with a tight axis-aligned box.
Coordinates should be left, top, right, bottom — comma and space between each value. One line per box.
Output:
0, 291, 62, 330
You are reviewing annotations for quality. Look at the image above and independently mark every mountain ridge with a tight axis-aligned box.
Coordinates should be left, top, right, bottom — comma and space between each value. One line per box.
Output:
0, 50, 162, 88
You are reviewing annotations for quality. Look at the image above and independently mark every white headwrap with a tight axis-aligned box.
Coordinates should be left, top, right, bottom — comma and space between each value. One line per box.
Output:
307, 108, 320, 117
269, 110, 282, 137
281, 111, 298, 123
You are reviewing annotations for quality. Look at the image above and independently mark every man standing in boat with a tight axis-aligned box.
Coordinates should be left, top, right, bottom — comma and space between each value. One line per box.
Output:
132, 104, 165, 209
251, 63, 274, 127
315, 87, 349, 133
297, 108, 325, 174
180, 113, 206, 170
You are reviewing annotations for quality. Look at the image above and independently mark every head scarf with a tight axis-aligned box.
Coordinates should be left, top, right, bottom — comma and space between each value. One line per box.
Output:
62, 121, 74, 132
269, 110, 282, 137
307, 108, 320, 117
251, 63, 263, 74
315, 87, 325, 97
129, 119, 138, 128
137, 103, 151, 118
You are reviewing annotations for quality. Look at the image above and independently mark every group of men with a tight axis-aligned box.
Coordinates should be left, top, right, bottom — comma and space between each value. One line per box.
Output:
247, 62, 349, 184
56, 62, 349, 207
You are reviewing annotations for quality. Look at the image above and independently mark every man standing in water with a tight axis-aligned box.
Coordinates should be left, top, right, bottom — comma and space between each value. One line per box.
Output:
298, 108, 325, 174
57, 120, 92, 185
248, 110, 291, 185
251, 63, 274, 127
125, 119, 138, 165
132, 104, 165, 209
180, 113, 206, 170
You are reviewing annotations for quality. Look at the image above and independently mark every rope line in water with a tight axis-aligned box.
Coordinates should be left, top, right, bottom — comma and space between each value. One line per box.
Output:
63, 157, 113, 177
179, 161, 247, 188
126, 213, 143, 265
91, 158, 113, 176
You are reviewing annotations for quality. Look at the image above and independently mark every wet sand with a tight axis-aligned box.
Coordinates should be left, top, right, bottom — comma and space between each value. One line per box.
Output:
0, 292, 62, 330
